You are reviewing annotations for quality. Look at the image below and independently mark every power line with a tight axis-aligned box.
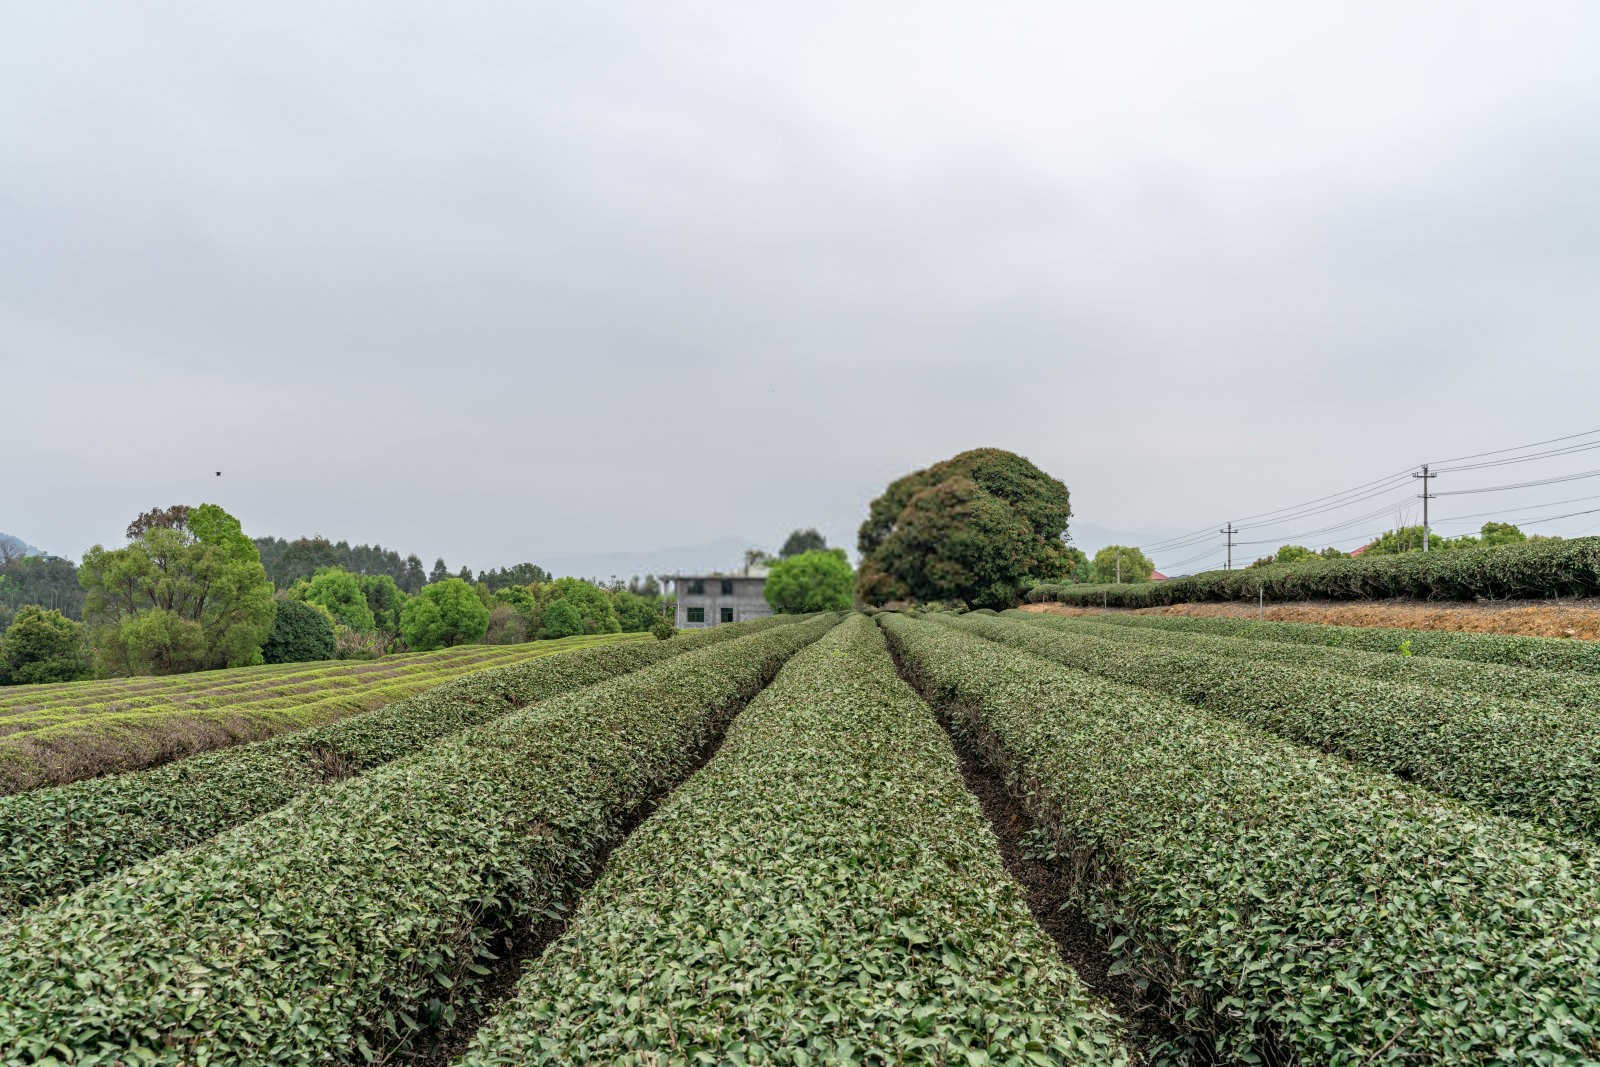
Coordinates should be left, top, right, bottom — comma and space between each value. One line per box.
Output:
1432, 467, 1600, 497
1433, 438, 1600, 474
1435, 492, 1600, 524
1429, 425, 1600, 468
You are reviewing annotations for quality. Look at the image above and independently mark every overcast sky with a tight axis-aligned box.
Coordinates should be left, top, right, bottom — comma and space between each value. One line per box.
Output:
5, 2, 1599, 575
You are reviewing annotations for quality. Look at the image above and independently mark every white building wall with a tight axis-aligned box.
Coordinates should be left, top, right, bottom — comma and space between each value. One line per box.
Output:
672, 576, 773, 629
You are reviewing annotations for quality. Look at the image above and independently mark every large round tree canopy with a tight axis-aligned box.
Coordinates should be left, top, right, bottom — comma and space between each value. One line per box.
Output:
856, 448, 1072, 609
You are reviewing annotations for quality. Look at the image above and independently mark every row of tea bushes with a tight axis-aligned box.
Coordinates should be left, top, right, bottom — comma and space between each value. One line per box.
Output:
0, 615, 807, 915
1005, 611, 1600, 710
0, 633, 647, 793
459, 614, 1129, 1065
881, 613, 1600, 1064
938, 612, 1600, 840
1082, 610, 1600, 675
0, 615, 838, 1065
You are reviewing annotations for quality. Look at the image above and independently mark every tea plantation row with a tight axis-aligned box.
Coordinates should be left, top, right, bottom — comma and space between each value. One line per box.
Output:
0, 632, 649, 793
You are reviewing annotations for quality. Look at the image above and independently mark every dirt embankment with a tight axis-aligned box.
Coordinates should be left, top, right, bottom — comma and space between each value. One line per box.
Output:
1018, 598, 1600, 641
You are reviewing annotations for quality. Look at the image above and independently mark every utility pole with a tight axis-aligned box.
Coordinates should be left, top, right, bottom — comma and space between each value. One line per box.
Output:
1413, 464, 1436, 552
1221, 523, 1238, 570
1115, 550, 1121, 584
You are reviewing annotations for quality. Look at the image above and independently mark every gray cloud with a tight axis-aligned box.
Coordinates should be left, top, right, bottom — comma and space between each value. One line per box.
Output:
4, 1, 1599, 574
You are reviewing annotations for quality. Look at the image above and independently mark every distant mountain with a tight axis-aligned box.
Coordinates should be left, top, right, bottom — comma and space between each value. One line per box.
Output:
0, 533, 42, 559
541, 536, 762, 581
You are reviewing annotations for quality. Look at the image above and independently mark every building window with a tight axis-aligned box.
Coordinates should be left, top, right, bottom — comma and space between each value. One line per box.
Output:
721, 607, 734, 623
720, 579, 734, 595
688, 580, 705, 595
686, 607, 705, 623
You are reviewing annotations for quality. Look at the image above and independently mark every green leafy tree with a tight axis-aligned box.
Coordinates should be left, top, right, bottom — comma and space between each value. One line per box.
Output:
260, 599, 336, 664
428, 558, 450, 584
295, 568, 376, 633
484, 604, 530, 645
534, 578, 620, 636
1090, 545, 1155, 584
79, 504, 275, 675
611, 589, 661, 632
1249, 544, 1318, 569
540, 599, 585, 639
360, 574, 407, 633
1475, 522, 1528, 548
1362, 525, 1461, 556
765, 550, 853, 613
779, 528, 828, 558
857, 448, 1073, 609
399, 578, 490, 651
0, 605, 90, 684
1060, 546, 1090, 583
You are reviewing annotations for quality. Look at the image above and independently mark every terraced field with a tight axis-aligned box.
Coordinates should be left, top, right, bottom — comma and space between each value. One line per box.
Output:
3, 609, 1600, 1064
0, 633, 647, 792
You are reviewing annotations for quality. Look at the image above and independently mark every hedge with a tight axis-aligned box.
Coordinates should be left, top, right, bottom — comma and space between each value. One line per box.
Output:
1027, 535, 1600, 607
938, 611, 1600, 840
1006, 611, 1600, 710
1072, 610, 1600, 676
0, 613, 837, 1065
460, 614, 1128, 1064
0, 615, 806, 917
881, 612, 1600, 1064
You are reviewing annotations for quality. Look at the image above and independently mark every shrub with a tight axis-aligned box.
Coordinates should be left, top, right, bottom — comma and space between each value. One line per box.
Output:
0, 616, 837, 1061
1081, 609, 1600, 675
460, 615, 1127, 1064
0, 617, 803, 914
764, 548, 853, 613
400, 577, 490, 650
650, 615, 676, 640
941, 611, 1600, 840
1028, 535, 1600, 607
1014, 611, 1600, 710
0, 606, 90, 685
881, 613, 1600, 1064
260, 599, 335, 663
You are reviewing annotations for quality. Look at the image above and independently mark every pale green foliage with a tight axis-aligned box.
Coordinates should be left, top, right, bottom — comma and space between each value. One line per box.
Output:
294, 567, 376, 633
764, 548, 853, 613
1089, 544, 1154, 583
78, 504, 275, 675
885, 613, 1600, 1063
461, 616, 1126, 1064
541, 599, 584, 639
0, 617, 834, 1060
400, 577, 490, 650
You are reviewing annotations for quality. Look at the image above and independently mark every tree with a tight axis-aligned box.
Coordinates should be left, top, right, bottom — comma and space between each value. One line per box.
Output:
765, 550, 853, 613
1090, 545, 1155, 584
360, 574, 407, 633
1060, 547, 1090, 583
1476, 522, 1528, 548
484, 604, 529, 645
478, 562, 551, 592
744, 548, 776, 571
611, 589, 661, 632
527, 578, 620, 636
295, 568, 376, 633
79, 504, 276, 675
402, 555, 427, 593
0, 605, 90, 684
399, 578, 490, 651
428, 558, 450, 584
1361, 525, 1460, 556
779, 529, 828, 558
857, 449, 1073, 609
540, 599, 584, 639
260, 599, 336, 663
1248, 544, 1317, 569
